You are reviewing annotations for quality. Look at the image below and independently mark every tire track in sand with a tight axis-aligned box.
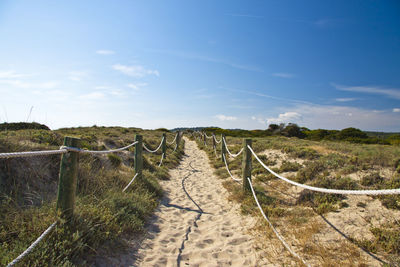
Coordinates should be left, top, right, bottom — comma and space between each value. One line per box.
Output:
134, 138, 265, 267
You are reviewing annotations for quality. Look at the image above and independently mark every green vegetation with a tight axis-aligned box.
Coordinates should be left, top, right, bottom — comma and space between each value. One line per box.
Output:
190, 124, 400, 145
191, 129, 400, 264
0, 122, 50, 131
0, 126, 184, 265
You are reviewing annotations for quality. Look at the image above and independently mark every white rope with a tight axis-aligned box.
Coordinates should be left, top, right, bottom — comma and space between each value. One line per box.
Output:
248, 145, 400, 195
222, 154, 241, 182
62, 141, 138, 155
173, 143, 178, 152
214, 136, 222, 144
0, 149, 67, 159
167, 133, 178, 145
204, 133, 213, 139
7, 221, 57, 267
122, 173, 138, 192
158, 153, 165, 167
223, 137, 244, 158
247, 178, 311, 267
143, 137, 164, 153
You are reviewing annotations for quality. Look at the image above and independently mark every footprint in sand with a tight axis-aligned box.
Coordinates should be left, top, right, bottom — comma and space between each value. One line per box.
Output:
134, 138, 262, 266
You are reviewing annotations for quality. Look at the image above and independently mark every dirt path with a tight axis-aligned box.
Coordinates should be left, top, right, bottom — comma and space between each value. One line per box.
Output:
134, 138, 265, 266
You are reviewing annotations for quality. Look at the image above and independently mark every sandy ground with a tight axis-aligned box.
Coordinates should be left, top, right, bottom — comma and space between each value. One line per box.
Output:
133, 138, 265, 267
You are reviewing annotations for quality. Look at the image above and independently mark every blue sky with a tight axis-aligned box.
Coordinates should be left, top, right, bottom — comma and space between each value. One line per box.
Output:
0, 0, 399, 131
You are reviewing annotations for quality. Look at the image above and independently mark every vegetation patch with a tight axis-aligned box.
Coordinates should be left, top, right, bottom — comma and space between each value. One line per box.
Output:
0, 126, 184, 265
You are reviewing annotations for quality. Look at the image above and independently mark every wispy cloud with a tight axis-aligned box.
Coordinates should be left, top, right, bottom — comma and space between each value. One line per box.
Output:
272, 72, 294, 78
127, 82, 148, 91
69, 71, 88, 81
335, 97, 356, 102
112, 64, 159, 78
224, 87, 313, 105
0, 79, 58, 89
147, 49, 262, 72
94, 86, 112, 90
215, 114, 237, 121
0, 70, 30, 79
393, 108, 400, 113
266, 112, 302, 125
96, 50, 115, 55
333, 83, 400, 100
79, 92, 105, 100
226, 13, 264, 19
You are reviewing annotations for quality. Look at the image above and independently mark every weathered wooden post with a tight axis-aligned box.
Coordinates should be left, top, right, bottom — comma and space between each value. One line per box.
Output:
221, 134, 226, 163
242, 138, 252, 193
176, 131, 181, 149
203, 132, 206, 146
56, 136, 80, 218
134, 134, 143, 180
212, 132, 216, 149
162, 133, 167, 158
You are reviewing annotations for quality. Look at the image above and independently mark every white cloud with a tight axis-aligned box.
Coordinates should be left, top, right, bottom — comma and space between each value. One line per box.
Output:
96, 50, 115, 55
272, 72, 294, 78
79, 92, 105, 100
215, 114, 237, 121
393, 108, 400, 113
127, 82, 148, 91
280, 104, 400, 131
0, 79, 58, 89
267, 112, 302, 125
94, 86, 111, 90
333, 83, 400, 100
112, 64, 159, 78
335, 98, 356, 102
0, 70, 29, 79
69, 71, 87, 81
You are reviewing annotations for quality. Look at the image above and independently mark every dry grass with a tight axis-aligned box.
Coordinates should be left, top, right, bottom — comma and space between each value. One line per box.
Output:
0, 126, 184, 265
191, 133, 399, 266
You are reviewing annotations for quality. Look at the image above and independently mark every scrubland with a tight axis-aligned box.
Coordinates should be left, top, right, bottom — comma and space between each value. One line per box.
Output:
0, 126, 184, 266
193, 133, 400, 266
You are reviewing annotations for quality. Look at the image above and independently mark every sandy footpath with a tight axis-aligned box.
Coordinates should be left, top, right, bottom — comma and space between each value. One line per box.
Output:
134, 138, 264, 267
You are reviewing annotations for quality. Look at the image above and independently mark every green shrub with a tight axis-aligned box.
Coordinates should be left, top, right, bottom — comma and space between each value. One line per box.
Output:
295, 161, 326, 183
280, 161, 302, 172
361, 172, 383, 186
297, 176, 357, 213
107, 154, 122, 167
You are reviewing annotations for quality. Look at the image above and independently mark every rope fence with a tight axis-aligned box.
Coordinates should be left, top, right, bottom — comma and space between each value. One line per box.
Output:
6, 222, 58, 267
247, 177, 310, 267
247, 146, 400, 195
222, 137, 244, 158
194, 134, 400, 265
222, 154, 241, 182
3, 131, 183, 266
143, 137, 164, 153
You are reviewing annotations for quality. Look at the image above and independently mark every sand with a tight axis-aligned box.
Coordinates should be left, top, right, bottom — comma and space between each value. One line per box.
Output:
134, 137, 264, 267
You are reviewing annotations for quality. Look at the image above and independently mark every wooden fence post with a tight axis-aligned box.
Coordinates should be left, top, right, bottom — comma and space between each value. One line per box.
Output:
135, 134, 143, 180
176, 131, 181, 149
212, 132, 216, 148
56, 136, 80, 218
203, 132, 206, 146
162, 133, 167, 158
221, 134, 226, 163
242, 138, 252, 193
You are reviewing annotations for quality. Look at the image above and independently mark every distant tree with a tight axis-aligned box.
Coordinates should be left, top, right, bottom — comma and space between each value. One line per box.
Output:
282, 123, 305, 138
338, 127, 368, 140
268, 124, 279, 131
